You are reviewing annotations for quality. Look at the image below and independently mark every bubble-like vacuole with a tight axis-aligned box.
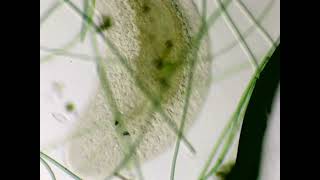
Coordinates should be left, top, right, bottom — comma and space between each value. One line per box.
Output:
66, 0, 211, 178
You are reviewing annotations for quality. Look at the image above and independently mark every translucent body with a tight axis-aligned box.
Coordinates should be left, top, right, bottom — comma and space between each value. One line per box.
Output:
66, 0, 211, 178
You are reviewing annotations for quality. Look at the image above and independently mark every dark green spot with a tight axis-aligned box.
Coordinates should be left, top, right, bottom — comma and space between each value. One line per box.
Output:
154, 58, 164, 70
115, 121, 119, 126
122, 131, 130, 136
158, 62, 176, 78
98, 16, 112, 32
142, 4, 151, 13
165, 40, 173, 49
216, 162, 235, 179
65, 102, 75, 112
152, 99, 161, 108
159, 77, 169, 88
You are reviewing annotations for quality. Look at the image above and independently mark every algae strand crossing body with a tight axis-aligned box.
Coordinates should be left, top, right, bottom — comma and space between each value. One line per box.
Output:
66, 0, 211, 179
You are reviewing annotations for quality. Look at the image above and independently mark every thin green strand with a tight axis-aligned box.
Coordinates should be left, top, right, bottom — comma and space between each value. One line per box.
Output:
40, 156, 56, 180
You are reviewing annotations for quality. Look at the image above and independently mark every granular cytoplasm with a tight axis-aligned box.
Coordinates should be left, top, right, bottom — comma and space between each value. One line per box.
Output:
66, 0, 211, 178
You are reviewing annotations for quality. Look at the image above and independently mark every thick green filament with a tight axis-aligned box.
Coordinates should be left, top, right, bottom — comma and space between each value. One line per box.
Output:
199, 39, 279, 180
40, 1, 63, 27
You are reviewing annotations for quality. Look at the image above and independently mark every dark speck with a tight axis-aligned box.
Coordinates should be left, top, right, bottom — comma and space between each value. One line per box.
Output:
159, 78, 169, 88
123, 131, 130, 136
154, 58, 164, 69
165, 40, 173, 49
98, 16, 112, 32
65, 102, 75, 112
142, 4, 151, 13
115, 121, 119, 126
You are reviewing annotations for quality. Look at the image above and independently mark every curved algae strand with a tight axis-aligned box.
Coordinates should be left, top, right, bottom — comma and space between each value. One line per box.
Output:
66, 0, 211, 179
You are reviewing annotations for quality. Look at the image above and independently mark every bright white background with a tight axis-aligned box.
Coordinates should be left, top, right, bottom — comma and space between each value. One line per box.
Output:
40, 0, 279, 179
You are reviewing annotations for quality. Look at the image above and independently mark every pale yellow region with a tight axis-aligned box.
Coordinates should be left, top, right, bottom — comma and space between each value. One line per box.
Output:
66, 0, 211, 179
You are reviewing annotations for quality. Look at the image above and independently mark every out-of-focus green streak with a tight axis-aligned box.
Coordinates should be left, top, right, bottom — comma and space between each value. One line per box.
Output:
40, 32, 81, 64
216, 0, 258, 70
40, 1, 63, 27
40, 45, 95, 62
213, 0, 276, 59
235, 0, 275, 47
80, 0, 96, 41
213, 62, 250, 83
